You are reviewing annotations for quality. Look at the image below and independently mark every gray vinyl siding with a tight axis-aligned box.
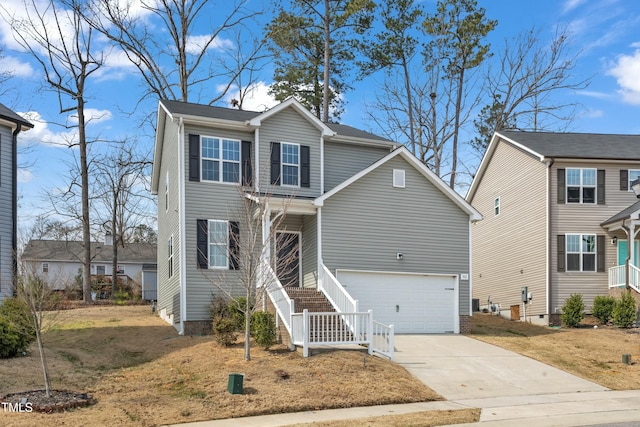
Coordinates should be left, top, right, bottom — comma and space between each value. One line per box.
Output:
0, 126, 12, 300
550, 161, 640, 312
321, 156, 471, 313
258, 107, 321, 197
157, 118, 182, 325
183, 124, 254, 321
324, 141, 390, 191
468, 139, 547, 318
302, 215, 317, 288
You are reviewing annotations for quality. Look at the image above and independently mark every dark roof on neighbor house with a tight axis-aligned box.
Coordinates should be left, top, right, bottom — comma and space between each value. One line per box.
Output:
0, 102, 33, 129
21, 240, 157, 264
160, 99, 393, 143
601, 200, 640, 226
499, 131, 640, 161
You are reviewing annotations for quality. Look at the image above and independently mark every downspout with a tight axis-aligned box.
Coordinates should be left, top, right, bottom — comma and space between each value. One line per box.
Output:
12, 124, 22, 295
545, 159, 553, 319
178, 117, 187, 335
468, 220, 473, 316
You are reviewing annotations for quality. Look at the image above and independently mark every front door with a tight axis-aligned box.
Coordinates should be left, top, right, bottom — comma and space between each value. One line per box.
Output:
618, 240, 640, 266
276, 232, 301, 287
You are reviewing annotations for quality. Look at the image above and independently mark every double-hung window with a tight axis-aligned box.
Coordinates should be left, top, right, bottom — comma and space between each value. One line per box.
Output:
629, 169, 640, 191
201, 137, 240, 183
566, 234, 596, 272
208, 220, 229, 269
494, 197, 500, 216
281, 142, 300, 187
566, 168, 596, 203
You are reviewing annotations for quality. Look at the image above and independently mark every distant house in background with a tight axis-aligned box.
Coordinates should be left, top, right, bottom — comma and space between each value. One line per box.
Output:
21, 239, 158, 300
0, 103, 33, 302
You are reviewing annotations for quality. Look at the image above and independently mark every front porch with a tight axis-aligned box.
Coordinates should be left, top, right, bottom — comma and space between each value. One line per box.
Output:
601, 200, 640, 293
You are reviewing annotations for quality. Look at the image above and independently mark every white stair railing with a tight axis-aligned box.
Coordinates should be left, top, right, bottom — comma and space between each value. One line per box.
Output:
630, 264, 640, 293
261, 260, 295, 336
609, 264, 640, 293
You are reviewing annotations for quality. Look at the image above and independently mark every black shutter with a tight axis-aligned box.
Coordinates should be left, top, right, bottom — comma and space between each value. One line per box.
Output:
197, 219, 208, 268
557, 169, 565, 204
597, 169, 605, 205
189, 134, 200, 182
557, 235, 566, 272
597, 235, 605, 272
301, 145, 310, 188
620, 169, 628, 191
241, 140, 252, 186
270, 142, 281, 185
229, 221, 239, 270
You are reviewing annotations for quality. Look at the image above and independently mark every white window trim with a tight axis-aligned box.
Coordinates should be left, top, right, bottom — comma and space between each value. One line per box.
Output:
280, 142, 301, 188
566, 167, 596, 204
42, 262, 49, 273
200, 136, 241, 184
393, 169, 405, 188
208, 220, 230, 269
168, 235, 174, 278
494, 197, 500, 216
96, 265, 106, 275
566, 233, 596, 272
165, 171, 169, 213
628, 169, 640, 192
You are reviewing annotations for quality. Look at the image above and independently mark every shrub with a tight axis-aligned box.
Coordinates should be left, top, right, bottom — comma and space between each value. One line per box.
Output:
613, 290, 638, 328
251, 311, 277, 348
592, 295, 616, 324
0, 298, 35, 358
212, 316, 238, 346
561, 293, 585, 328
228, 297, 250, 331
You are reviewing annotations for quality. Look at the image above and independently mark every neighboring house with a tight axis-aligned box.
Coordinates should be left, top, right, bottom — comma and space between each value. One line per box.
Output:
467, 131, 640, 325
0, 103, 33, 302
21, 238, 157, 299
151, 97, 481, 344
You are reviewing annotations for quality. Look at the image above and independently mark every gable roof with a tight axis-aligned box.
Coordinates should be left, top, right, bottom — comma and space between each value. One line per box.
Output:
467, 131, 640, 201
0, 102, 33, 130
21, 240, 157, 264
601, 200, 640, 227
315, 146, 482, 221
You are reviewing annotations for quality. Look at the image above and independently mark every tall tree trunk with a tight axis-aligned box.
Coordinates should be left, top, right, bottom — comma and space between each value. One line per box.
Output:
402, 57, 416, 155
111, 199, 118, 298
244, 296, 251, 361
34, 314, 51, 397
322, 0, 330, 123
449, 66, 465, 189
78, 97, 92, 304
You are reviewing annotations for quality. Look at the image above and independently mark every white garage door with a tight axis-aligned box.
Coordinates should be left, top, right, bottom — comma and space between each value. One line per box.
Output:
337, 270, 458, 334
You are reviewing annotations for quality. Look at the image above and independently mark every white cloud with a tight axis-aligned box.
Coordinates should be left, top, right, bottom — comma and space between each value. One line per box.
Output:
562, 0, 587, 14
17, 168, 33, 183
185, 35, 234, 55
0, 55, 35, 78
68, 108, 113, 126
219, 81, 279, 112
607, 49, 640, 104
19, 111, 79, 147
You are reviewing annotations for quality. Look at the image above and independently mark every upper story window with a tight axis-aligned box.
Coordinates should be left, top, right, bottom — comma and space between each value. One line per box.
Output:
494, 197, 500, 216
165, 171, 169, 212
281, 142, 300, 187
566, 234, 596, 272
168, 235, 174, 278
201, 136, 240, 183
42, 263, 49, 273
628, 169, 640, 191
566, 168, 596, 204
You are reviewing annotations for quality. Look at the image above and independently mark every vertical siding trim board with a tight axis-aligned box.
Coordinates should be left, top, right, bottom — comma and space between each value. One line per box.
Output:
468, 220, 473, 316
179, 118, 187, 334
317, 207, 323, 288
254, 128, 260, 188
320, 135, 324, 194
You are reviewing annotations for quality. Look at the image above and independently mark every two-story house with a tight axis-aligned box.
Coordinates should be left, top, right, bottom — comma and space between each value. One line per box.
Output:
151, 98, 481, 341
467, 131, 640, 325
0, 103, 32, 302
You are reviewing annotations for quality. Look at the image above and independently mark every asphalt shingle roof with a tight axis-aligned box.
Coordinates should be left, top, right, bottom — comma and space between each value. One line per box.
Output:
160, 99, 393, 143
21, 240, 157, 264
601, 200, 640, 226
499, 131, 640, 160
0, 102, 33, 128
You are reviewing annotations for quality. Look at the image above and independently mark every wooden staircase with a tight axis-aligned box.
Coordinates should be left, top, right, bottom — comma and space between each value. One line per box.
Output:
284, 287, 353, 342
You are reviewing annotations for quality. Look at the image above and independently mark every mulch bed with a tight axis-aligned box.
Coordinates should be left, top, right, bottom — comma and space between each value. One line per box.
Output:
2, 390, 95, 413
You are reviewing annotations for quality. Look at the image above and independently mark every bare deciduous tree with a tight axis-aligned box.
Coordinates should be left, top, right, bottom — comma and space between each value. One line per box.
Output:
2, 0, 104, 304
472, 26, 592, 152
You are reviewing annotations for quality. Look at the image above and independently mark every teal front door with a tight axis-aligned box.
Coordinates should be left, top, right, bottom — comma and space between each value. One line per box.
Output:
618, 240, 640, 266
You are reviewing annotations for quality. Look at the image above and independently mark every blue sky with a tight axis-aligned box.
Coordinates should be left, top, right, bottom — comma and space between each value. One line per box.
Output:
1, 0, 640, 234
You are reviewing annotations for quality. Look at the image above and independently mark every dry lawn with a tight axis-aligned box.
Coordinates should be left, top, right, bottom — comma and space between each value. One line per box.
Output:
289, 409, 481, 427
470, 313, 640, 390
0, 305, 449, 427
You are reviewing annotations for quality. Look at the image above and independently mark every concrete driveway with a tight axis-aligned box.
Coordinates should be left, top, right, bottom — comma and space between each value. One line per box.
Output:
393, 334, 607, 400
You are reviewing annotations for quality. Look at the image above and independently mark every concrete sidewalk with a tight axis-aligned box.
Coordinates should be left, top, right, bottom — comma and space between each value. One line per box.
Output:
166, 335, 640, 427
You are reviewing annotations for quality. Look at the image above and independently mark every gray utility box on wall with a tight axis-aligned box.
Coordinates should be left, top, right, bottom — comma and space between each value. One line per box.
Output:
228, 373, 244, 394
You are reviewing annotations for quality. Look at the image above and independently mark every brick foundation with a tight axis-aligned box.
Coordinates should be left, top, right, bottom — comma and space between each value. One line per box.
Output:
459, 315, 471, 334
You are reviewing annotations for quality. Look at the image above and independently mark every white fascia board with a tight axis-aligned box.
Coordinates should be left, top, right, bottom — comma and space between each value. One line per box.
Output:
248, 98, 336, 137
0, 117, 32, 131
325, 134, 395, 149
151, 102, 170, 194
180, 114, 249, 131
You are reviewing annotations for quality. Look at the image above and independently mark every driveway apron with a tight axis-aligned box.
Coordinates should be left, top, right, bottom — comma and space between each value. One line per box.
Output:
393, 335, 607, 401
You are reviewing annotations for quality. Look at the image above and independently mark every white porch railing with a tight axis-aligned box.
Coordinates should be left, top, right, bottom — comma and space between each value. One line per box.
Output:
290, 309, 394, 359
263, 261, 395, 360
608, 264, 640, 293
